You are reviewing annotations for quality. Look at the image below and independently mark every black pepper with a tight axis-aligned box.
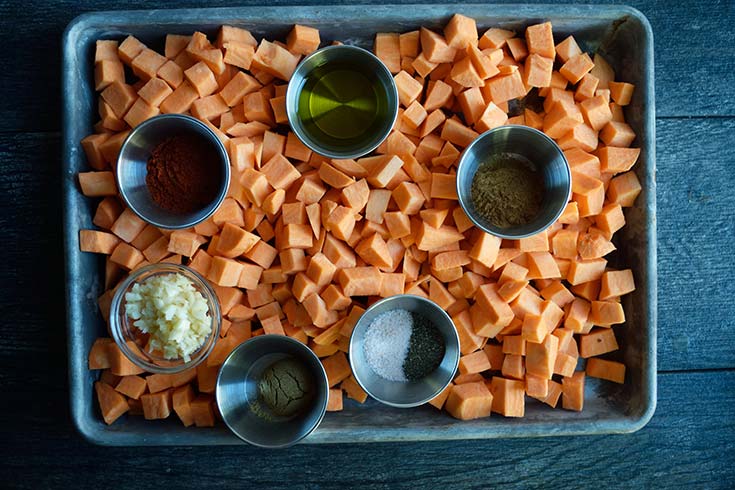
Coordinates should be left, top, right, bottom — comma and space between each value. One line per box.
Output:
403, 313, 445, 381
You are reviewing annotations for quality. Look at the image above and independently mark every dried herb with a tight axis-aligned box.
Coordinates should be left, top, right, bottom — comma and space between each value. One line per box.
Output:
470, 153, 544, 228
256, 357, 315, 418
403, 313, 445, 381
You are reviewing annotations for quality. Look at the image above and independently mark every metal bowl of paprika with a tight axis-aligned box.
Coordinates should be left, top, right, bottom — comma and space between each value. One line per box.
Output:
116, 114, 230, 229
455, 125, 572, 240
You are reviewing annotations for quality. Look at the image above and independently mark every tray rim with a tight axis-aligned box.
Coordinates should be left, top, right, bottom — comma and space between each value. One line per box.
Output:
62, 3, 657, 446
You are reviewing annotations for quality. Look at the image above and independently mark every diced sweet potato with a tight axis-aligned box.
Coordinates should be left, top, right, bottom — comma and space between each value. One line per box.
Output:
108, 342, 145, 376
327, 388, 343, 411
115, 375, 147, 399
394, 70, 424, 107
171, 384, 196, 427
600, 121, 636, 147
526, 334, 559, 379
579, 328, 619, 358
415, 223, 464, 251
589, 300, 625, 326
586, 358, 626, 384
473, 284, 514, 336
79, 230, 121, 255
190, 395, 216, 427
608, 81, 635, 106
392, 181, 426, 215
252, 39, 300, 81
88, 338, 114, 370
374, 32, 401, 74
525, 22, 555, 59
479, 28, 514, 49
599, 269, 635, 300
560, 53, 594, 84
322, 352, 352, 387
101, 81, 137, 118
489, 376, 525, 417
184, 61, 218, 97
420, 27, 457, 64
562, 371, 585, 411
110, 243, 144, 270
445, 381, 493, 420
555, 36, 581, 63
607, 171, 642, 207
524, 53, 553, 88
458, 351, 492, 374
78, 171, 117, 197
95, 381, 130, 425
160, 81, 199, 114
287, 24, 321, 55
338, 266, 383, 296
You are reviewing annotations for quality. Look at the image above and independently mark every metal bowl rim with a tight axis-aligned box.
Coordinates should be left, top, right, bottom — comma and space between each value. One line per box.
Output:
348, 294, 460, 408
115, 113, 231, 230
455, 124, 572, 240
215, 334, 330, 448
285, 44, 399, 160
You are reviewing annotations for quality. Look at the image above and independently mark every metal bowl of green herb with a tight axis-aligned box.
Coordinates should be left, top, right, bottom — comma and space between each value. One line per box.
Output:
455, 125, 571, 240
349, 295, 460, 408
215, 335, 329, 448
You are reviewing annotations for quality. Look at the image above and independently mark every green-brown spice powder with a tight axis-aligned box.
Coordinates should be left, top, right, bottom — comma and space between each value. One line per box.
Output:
255, 357, 315, 418
470, 153, 545, 228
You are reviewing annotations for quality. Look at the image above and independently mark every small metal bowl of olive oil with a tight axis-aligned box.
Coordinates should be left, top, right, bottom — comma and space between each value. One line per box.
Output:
455, 125, 572, 240
286, 44, 399, 159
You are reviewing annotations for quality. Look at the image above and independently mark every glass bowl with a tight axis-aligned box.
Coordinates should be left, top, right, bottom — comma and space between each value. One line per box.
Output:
109, 263, 221, 374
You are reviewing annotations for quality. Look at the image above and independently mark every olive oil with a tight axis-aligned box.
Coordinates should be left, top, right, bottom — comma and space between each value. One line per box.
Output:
297, 62, 392, 152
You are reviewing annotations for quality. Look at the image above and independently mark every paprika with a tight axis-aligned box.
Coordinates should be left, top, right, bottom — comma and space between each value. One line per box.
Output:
146, 135, 221, 214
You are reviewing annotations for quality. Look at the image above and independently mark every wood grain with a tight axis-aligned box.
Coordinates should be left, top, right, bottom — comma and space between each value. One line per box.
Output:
0, 0, 733, 132
1, 370, 733, 489
0, 1, 734, 486
657, 118, 735, 370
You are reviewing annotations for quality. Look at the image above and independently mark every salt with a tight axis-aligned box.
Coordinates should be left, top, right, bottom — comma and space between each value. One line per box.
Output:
363, 309, 413, 382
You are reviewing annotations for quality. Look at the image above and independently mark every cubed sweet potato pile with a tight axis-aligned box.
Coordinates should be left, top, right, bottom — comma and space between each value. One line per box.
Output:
80, 15, 640, 425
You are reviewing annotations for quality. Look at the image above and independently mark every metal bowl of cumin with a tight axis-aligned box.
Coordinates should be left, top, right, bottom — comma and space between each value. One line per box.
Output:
116, 114, 230, 229
455, 125, 571, 240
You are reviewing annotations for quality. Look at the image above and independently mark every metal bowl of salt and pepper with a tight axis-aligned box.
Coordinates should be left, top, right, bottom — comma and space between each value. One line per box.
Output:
349, 295, 460, 408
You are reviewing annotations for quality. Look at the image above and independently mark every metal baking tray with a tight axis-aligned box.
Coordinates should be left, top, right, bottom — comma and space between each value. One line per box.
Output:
62, 4, 656, 445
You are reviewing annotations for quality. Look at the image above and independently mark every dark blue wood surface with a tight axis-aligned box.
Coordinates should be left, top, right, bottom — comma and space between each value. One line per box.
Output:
0, 0, 733, 488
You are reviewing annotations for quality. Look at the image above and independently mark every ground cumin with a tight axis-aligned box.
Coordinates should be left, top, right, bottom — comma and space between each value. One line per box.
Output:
146, 135, 221, 214
470, 153, 544, 228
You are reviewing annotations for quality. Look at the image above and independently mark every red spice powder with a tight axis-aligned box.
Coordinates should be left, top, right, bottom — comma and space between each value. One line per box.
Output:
146, 135, 221, 214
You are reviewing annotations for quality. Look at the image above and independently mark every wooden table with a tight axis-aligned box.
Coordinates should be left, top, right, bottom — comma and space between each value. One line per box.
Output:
1, 0, 733, 487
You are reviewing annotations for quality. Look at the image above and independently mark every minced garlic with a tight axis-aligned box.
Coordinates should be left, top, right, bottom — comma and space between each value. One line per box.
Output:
124, 273, 211, 361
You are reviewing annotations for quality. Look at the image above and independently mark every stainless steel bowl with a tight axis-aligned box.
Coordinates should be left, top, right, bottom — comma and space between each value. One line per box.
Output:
216, 335, 329, 448
285, 44, 399, 159
116, 114, 230, 229
455, 125, 572, 239
349, 295, 460, 408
